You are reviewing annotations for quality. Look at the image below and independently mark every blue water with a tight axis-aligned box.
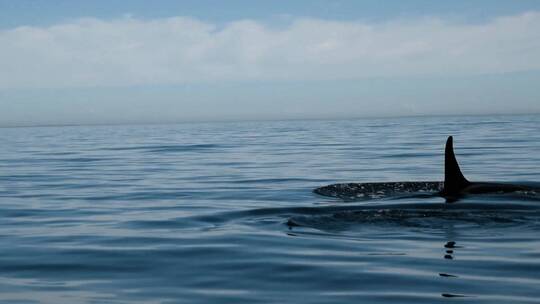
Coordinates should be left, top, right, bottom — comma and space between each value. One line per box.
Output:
0, 115, 539, 303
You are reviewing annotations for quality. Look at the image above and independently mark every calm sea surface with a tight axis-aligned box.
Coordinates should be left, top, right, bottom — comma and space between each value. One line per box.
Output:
0, 115, 539, 303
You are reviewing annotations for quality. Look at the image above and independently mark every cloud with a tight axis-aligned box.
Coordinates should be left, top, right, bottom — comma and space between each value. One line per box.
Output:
1, 12, 540, 89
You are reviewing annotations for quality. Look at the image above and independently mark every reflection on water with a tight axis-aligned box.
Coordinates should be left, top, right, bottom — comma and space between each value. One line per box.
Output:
286, 199, 540, 301
0, 115, 539, 303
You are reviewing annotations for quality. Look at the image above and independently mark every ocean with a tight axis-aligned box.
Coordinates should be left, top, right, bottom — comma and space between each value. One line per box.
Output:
0, 114, 539, 303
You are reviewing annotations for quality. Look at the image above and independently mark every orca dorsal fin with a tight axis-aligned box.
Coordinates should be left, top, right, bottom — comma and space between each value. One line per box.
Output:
442, 136, 470, 196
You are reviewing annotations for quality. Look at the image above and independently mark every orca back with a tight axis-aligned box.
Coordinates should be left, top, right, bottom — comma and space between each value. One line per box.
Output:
441, 136, 470, 196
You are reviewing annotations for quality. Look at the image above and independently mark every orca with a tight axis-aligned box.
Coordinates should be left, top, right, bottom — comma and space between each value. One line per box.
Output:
439, 136, 534, 200
314, 136, 539, 201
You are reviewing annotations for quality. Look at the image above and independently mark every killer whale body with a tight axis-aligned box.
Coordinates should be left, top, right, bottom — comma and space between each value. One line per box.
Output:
314, 136, 538, 201
313, 181, 443, 201
440, 136, 533, 200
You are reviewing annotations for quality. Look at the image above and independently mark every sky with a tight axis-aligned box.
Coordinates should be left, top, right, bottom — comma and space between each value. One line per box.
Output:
1, 0, 540, 126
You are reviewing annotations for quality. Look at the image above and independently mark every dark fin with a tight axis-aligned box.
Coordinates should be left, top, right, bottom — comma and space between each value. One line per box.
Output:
441, 136, 470, 196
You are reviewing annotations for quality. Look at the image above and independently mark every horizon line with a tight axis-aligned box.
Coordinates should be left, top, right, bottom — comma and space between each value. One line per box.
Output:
1, 112, 538, 129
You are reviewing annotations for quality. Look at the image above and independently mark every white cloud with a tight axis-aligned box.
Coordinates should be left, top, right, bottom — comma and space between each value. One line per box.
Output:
1, 12, 540, 89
